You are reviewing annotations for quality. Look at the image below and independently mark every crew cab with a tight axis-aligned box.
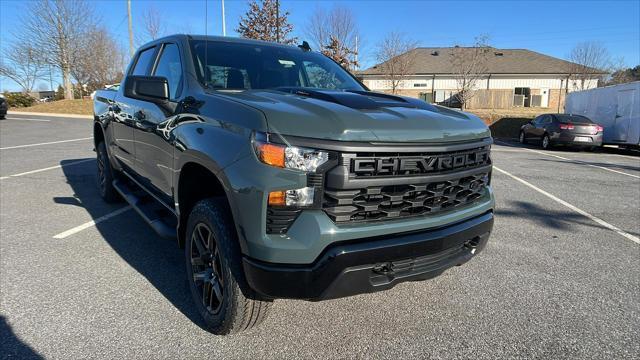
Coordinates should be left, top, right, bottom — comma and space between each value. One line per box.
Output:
93, 35, 495, 334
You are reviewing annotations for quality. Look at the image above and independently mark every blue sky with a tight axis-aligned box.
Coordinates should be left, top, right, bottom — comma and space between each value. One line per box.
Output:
1, 0, 639, 91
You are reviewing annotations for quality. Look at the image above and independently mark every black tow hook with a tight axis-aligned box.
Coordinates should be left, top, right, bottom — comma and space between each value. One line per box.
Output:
372, 262, 394, 275
464, 236, 481, 249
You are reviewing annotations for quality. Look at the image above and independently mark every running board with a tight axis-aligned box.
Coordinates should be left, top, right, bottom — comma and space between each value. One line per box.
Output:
112, 179, 177, 240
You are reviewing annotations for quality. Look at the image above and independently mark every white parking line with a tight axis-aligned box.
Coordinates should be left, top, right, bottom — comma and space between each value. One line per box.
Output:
520, 147, 640, 179
4, 117, 51, 122
0, 159, 94, 180
53, 206, 132, 239
0, 137, 92, 150
494, 166, 640, 245
495, 140, 640, 161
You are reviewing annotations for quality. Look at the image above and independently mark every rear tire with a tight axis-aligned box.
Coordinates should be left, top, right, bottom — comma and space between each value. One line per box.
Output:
185, 198, 271, 335
96, 141, 121, 203
541, 134, 552, 150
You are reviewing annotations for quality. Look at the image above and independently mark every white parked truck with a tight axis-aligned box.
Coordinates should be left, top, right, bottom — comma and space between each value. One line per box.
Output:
565, 81, 639, 148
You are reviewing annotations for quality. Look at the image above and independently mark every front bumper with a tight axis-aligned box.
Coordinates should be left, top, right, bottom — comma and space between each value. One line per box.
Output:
243, 211, 493, 300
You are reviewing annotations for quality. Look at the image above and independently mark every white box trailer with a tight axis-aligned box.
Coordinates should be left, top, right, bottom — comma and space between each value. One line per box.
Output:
565, 81, 639, 147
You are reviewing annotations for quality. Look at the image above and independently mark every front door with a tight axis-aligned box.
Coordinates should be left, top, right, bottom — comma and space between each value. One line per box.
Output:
132, 42, 184, 198
112, 45, 159, 169
540, 87, 549, 108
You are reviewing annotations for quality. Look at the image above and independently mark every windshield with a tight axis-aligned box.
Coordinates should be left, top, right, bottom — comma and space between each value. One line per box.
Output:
556, 114, 593, 124
190, 40, 365, 91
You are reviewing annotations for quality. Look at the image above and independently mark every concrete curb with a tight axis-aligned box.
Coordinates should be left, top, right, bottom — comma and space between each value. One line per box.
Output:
7, 111, 92, 119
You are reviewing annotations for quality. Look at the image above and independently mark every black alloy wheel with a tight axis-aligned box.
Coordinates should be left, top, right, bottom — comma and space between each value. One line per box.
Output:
189, 222, 224, 315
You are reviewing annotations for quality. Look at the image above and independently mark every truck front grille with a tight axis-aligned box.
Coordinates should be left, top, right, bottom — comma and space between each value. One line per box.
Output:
323, 172, 489, 223
322, 144, 491, 224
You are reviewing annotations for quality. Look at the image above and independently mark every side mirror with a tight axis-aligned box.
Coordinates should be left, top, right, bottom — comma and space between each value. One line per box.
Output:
124, 75, 169, 104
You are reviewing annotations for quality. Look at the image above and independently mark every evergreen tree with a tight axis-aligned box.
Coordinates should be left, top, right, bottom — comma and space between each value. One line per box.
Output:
237, 0, 297, 45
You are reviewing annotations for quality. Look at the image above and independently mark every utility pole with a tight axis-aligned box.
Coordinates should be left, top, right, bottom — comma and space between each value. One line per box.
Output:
48, 64, 53, 92
127, 0, 134, 57
221, 0, 226, 36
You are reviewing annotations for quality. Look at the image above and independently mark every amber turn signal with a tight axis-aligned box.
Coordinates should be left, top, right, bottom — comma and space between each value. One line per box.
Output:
256, 142, 285, 168
268, 191, 286, 206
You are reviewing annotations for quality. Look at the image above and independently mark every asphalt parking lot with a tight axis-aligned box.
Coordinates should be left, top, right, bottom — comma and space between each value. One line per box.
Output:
1, 113, 639, 359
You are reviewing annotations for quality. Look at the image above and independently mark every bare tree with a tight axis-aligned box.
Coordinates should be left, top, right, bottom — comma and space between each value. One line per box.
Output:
72, 27, 126, 93
322, 36, 358, 70
450, 35, 491, 109
374, 32, 418, 94
306, 5, 360, 69
137, 5, 164, 45
237, 0, 297, 44
568, 41, 611, 90
16, 0, 97, 99
0, 43, 47, 93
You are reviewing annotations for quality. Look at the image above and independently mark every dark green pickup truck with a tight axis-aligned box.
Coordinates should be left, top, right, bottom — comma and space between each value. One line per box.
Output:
93, 35, 494, 334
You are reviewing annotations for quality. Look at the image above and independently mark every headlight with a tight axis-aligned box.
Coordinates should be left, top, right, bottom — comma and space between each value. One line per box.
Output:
254, 135, 329, 172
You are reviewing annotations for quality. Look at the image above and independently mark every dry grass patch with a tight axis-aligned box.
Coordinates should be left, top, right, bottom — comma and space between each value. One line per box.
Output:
11, 99, 93, 115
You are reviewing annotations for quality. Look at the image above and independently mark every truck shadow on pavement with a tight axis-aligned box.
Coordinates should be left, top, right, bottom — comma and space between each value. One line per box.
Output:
56, 159, 207, 330
0, 315, 44, 359
495, 199, 637, 235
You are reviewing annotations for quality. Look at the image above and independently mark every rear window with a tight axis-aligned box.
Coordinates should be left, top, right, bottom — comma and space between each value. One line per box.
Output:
555, 114, 593, 124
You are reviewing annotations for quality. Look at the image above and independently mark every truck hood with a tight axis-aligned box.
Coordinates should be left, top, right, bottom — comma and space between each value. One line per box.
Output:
213, 89, 490, 143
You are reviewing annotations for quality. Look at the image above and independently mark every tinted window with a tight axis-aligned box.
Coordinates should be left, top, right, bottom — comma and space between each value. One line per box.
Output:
555, 114, 593, 124
131, 47, 156, 76
190, 40, 364, 91
153, 43, 183, 99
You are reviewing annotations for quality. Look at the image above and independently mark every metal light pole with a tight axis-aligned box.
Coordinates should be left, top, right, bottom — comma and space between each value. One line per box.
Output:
127, 0, 134, 56
221, 0, 226, 36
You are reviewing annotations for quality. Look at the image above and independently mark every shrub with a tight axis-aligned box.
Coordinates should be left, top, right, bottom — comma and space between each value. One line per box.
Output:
2, 92, 36, 108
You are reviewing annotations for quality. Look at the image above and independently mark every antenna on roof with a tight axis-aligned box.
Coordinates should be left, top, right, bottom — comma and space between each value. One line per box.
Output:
298, 41, 311, 52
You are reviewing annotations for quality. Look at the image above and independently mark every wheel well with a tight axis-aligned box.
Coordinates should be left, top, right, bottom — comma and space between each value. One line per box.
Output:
94, 122, 104, 148
177, 162, 229, 247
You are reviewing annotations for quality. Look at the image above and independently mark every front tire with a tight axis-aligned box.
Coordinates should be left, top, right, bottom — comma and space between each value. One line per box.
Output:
541, 134, 552, 150
96, 141, 121, 203
519, 131, 527, 144
185, 198, 271, 335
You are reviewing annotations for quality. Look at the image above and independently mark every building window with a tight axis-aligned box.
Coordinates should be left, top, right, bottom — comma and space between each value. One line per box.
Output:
413, 83, 427, 87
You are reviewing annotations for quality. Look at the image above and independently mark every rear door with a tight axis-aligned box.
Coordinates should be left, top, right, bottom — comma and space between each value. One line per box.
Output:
132, 42, 184, 198
531, 115, 548, 139
612, 89, 635, 142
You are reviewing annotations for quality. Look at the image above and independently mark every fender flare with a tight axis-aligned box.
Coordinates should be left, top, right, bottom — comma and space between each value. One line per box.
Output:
174, 150, 248, 253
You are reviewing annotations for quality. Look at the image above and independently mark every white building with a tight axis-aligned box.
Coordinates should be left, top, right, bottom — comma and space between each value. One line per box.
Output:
358, 47, 604, 110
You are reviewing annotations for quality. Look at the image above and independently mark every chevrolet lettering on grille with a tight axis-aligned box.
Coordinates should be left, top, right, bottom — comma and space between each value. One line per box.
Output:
350, 150, 490, 176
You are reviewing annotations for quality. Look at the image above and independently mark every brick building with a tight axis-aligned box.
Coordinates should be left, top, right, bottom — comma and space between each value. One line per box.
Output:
358, 47, 605, 110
